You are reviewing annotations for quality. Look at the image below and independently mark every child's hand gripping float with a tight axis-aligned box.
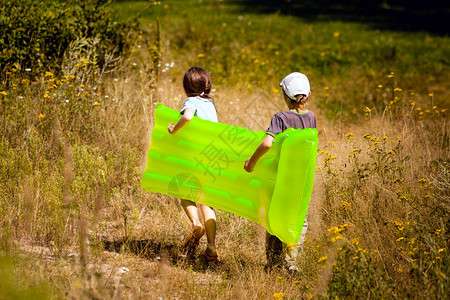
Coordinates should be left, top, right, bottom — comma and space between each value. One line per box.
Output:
141, 104, 318, 244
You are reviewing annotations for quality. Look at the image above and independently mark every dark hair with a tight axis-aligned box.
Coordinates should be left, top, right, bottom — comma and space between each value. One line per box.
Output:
183, 66, 219, 113
183, 66, 212, 99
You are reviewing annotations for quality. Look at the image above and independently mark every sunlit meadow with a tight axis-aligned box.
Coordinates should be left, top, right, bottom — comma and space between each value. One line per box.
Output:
1, 0, 448, 298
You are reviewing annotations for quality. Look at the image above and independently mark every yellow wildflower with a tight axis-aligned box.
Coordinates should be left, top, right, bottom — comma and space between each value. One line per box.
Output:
317, 256, 327, 263
398, 194, 407, 202
341, 201, 351, 207
418, 178, 427, 184
330, 235, 343, 243
327, 225, 347, 234
197, 53, 205, 58
273, 293, 285, 300
38, 113, 45, 119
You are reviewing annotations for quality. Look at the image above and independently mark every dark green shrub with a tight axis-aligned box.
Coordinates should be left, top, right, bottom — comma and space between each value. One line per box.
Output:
0, 0, 137, 77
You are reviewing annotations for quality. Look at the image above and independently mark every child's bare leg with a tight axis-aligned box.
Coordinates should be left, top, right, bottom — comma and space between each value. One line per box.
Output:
181, 199, 205, 250
181, 199, 202, 227
199, 204, 217, 256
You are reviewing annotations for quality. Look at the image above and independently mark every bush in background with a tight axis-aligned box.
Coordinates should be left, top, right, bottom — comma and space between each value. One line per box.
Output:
0, 0, 138, 78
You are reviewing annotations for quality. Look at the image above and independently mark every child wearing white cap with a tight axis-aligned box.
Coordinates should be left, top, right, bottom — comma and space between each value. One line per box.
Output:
244, 72, 316, 272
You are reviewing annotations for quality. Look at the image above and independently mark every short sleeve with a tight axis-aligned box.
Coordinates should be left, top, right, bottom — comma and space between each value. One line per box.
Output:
266, 114, 284, 137
181, 97, 197, 115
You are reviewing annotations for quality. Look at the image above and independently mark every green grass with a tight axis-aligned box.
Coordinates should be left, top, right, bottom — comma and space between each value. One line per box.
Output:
116, 0, 449, 121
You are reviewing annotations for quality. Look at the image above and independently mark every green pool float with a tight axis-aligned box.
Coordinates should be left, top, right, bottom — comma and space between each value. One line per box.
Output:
141, 104, 318, 244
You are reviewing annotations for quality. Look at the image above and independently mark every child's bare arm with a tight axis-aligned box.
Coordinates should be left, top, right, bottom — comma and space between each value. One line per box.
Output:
168, 108, 195, 134
244, 135, 274, 172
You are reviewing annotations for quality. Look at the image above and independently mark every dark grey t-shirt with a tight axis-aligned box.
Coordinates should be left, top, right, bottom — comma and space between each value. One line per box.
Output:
266, 110, 316, 137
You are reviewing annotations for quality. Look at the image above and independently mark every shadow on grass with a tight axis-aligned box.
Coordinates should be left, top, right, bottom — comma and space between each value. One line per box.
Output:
102, 238, 228, 273
231, 0, 449, 35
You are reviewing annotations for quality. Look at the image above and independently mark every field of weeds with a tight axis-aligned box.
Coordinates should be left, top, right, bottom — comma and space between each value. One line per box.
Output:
1, 0, 448, 298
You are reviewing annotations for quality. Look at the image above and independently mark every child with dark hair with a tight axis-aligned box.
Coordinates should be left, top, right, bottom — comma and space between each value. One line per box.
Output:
244, 72, 316, 271
168, 67, 220, 261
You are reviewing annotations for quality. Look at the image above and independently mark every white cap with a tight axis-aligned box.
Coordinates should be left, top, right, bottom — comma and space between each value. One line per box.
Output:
279, 72, 310, 101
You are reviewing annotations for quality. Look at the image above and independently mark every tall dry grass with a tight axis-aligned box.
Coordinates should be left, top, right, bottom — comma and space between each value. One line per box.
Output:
1, 23, 448, 300
312, 87, 448, 297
